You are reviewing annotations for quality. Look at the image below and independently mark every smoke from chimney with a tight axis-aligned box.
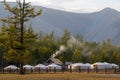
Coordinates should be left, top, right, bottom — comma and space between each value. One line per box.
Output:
51, 45, 66, 58
51, 36, 82, 58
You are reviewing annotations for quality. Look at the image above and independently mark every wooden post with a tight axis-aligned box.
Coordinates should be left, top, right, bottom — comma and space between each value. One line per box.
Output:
105, 67, 107, 74
114, 67, 116, 74
46, 68, 48, 73
24, 68, 26, 74
87, 67, 89, 73
95, 66, 98, 73
54, 67, 56, 74
61, 65, 64, 73
70, 66, 72, 73
31, 68, 33, 74
78, 66, 81, 73
17, 68, 18, 74
10, 68, 11, 73
2, 67, 4, 74
39, 67, 41, 73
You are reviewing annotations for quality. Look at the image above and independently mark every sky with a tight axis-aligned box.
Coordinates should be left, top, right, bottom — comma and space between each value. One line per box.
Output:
0, 0, 120, 13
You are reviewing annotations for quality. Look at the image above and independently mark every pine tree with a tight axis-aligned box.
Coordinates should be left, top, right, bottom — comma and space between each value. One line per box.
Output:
0, 0, 42, 74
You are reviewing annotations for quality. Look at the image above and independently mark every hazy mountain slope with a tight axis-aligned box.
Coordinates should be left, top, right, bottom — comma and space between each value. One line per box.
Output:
0, 2, 120, 45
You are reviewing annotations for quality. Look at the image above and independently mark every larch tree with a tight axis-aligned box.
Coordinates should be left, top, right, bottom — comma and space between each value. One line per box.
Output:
60, 29, 70, 48
72, 48, 82, 63
0, 0, 42, 74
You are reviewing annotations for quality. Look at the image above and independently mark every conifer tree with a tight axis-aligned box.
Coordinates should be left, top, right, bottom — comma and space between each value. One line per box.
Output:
0, 0, 42, 74
72, 48, 82, 63
60, 29, 70, 46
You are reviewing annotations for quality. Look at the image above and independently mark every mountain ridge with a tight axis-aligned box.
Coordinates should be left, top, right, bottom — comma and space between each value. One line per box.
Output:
0, 2, 120, 45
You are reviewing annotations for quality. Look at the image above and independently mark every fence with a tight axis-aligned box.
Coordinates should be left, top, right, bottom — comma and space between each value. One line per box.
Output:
0, 66, 119, 74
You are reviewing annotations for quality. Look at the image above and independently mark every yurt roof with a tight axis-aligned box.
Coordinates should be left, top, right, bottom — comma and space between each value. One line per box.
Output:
23, 65, 33, 68
47, 63, 61, 67
35, 64, 47, 68
4, 65, 18, 69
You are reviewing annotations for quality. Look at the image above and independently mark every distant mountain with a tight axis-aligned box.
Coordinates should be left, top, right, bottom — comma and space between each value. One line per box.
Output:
0, 2, 120, 45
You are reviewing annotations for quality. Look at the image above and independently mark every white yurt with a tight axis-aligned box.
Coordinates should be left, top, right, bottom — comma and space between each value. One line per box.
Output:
68, 63, 83, 69
91, 62, 115, 69
47, 63, 62, 70
111, 63, 119, 69
23, 65, 34, 69
91, 62, 103, 69
34, 64, 47, 69
84, 63, 91, 69
68, 63, 91, 69
4, 65, 18, 70
103, 62, 112, 68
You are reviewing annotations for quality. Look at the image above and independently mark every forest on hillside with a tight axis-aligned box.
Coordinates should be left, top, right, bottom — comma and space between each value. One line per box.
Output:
0, 29, 120, 66
0, 0, 120, 69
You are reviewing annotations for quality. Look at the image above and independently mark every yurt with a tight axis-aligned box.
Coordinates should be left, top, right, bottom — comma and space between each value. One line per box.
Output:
23, 65, 34, 70
68, 63, 91, 70
91, 62, 102, 69
84, 63, 91, 69
68, 63, 83, 69
91, 62, 114, 69
111, 63, 119, 69
103, 62, 112, 68
34, 64, 47, 69
47, 63, 62, 70
4, 65, 18, 70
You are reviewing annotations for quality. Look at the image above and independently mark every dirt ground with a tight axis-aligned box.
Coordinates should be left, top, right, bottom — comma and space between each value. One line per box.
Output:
0, 72, 120, 80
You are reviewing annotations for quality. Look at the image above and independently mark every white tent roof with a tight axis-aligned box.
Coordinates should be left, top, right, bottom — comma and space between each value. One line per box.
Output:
4, 65, 18, 70
68, 63, 91, 69
47, 63, 61, 69
91, 62, 119, 69
23, 65, 33, 69
84, 63, 91, 66
34, 64, 47, 69
111, 63, 118, 66
71, 63, 83, 66
111, 63, 119, 69
93, 62, 103, 65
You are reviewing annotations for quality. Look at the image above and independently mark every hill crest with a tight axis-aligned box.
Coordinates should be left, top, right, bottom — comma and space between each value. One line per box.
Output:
0, 2, 120, 45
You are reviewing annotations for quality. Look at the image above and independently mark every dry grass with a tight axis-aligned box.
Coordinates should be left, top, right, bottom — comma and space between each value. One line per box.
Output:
0, 72, 120, 80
